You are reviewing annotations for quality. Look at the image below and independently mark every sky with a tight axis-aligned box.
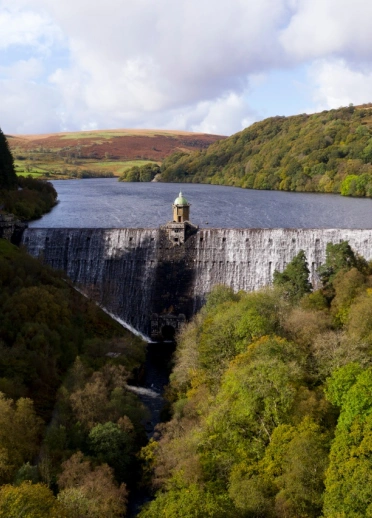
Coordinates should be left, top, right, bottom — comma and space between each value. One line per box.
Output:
1, 0, 372, 136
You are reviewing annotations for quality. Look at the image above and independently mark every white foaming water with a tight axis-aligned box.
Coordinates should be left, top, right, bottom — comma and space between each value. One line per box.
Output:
126, 385, 160, 398
73, 284, 150, 342
105, 311, 151, 342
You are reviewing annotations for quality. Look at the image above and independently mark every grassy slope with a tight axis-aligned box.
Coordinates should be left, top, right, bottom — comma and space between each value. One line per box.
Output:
160, 103, 372, 197
7, 129, 225, 180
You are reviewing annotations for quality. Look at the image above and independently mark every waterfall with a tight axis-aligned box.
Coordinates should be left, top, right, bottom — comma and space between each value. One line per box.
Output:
22, 227, 372, 335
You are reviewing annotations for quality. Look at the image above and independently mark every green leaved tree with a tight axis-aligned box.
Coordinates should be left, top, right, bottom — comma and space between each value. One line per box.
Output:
273, 250, 312, 302
323, 365, 372, 517
318, 241, 357, 289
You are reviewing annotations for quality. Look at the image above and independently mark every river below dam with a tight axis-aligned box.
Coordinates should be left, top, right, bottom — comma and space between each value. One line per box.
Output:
29, 179, 372, 229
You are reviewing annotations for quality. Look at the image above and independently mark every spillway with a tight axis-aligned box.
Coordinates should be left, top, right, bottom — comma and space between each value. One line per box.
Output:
22, 227, 372, 336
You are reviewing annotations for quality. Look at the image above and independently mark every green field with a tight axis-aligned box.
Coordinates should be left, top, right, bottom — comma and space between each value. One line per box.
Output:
14, 157, 159, 180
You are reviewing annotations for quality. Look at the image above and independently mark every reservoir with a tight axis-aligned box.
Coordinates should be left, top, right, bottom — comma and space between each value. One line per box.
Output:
29, 179, 372, 229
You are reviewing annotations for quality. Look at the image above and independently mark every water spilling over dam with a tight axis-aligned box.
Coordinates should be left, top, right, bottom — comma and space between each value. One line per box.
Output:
22, 226, 372, 338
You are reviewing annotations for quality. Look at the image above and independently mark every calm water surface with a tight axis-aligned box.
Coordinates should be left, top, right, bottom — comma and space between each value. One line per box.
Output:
30, 179, 372, 229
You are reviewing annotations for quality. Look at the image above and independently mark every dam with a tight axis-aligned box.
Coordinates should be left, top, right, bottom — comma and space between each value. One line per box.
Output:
22, 190, 372, 338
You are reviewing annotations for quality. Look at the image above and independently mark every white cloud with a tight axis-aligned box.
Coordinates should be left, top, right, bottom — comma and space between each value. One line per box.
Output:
0, 59, 60, 134
191, 93, 256, 135
281, 0, 372, 63
0, 5, 63, 52
2, 0, 289, 134
1, 0, 372, 135
308, 59, 372, 111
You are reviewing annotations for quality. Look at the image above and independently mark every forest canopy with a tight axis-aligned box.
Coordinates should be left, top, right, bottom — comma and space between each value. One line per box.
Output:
160, 104, 372, 198
0, 238, 147, 517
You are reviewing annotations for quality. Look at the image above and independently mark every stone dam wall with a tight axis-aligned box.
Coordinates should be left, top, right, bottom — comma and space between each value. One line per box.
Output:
22, 227, 372, 338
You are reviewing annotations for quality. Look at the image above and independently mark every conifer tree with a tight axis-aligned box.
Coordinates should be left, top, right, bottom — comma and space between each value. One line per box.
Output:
273, 249, 312, 302
0, 128, 17, 189
317, 241, 357, 288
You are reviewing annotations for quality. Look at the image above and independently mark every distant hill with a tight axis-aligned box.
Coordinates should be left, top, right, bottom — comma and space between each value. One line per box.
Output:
7, 129, 226, 180
160, 104, 372, 197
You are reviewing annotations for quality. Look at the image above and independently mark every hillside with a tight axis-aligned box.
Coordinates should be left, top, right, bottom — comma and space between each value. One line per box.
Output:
160, 103, 372, 197
7, 129, 225, 180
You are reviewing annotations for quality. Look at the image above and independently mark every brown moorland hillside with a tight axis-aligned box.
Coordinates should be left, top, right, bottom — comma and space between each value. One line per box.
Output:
6, 128, 226, 179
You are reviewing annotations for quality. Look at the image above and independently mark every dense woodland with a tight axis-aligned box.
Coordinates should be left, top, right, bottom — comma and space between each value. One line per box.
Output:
139, 243, 372, 517
119, 163, 161, 183
0, 239, 147, 516
160, 104, 372, 197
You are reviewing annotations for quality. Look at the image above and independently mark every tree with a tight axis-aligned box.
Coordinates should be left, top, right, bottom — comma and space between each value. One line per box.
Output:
69, 364, 145, 431
273, 250, 312, 302
0, 393, 43, 484
0, 128, 17, 190
57, 452, 127, 518
118, 163, 160, 183
197, 289, 281, 385
88, 421, 134, 480
0, 481, 64, 518
311, 331, 371, 381
329, 267, 365, 326
139, 163, 160, 182
323, 366, 372, 517
317, 241, 357, 293
138, 483, 234, 518
204, 285, 238, 313
268, 419, 329, 517
228, 418, 329, 518
198, 335, 308, 486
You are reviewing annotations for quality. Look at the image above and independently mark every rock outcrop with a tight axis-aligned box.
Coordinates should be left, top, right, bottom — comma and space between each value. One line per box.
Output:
0, 213, 27, 244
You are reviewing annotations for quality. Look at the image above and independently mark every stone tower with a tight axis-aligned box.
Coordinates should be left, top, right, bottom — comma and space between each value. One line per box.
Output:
173, 192, 190, 223
162, 192, 197, 246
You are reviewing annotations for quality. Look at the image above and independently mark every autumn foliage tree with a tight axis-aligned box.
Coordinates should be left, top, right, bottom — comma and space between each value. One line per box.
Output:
0, 482, 65, 518
160, 104, 372, 198
57, 452, 127, 518
0, 394, 42, 484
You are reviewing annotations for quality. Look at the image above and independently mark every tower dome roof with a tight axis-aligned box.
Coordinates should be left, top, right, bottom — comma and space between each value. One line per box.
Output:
173, 192, 189, 206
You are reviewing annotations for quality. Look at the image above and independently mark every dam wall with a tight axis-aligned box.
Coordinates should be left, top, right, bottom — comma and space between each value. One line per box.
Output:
22, 227, 372, 337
